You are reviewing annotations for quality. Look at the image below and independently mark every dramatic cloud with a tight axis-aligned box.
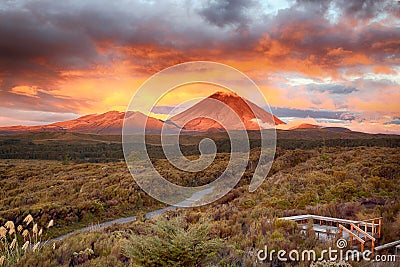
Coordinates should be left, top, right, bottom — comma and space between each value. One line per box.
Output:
0, 0, 398, 133
198, 0, 260, 29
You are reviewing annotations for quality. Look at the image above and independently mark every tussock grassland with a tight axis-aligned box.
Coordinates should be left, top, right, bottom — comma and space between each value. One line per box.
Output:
1, 146, 399, 266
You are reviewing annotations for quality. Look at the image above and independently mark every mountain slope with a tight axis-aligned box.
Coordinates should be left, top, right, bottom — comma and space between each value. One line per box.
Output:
0, 111, 172, 134
170, 91, 285, 131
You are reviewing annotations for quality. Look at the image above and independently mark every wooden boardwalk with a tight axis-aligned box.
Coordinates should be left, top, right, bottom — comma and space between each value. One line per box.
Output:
280, 214, 382, 253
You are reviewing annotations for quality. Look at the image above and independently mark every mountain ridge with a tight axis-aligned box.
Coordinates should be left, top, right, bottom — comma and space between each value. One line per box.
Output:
1, 91, 285, 134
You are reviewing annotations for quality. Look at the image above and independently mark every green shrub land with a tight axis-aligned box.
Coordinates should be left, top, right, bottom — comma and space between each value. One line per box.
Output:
0, 131, 399, 266
0, 130, 399, 162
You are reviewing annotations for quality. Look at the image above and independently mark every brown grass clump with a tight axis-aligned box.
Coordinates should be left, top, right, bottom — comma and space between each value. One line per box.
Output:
0, 214, 54, 266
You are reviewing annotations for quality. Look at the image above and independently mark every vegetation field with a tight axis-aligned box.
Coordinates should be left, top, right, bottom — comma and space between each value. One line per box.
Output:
0, 130, 399, 162
0, 130, 399, 266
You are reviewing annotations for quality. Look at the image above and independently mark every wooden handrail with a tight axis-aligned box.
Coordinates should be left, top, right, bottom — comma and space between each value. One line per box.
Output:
362, 217, 383, 222
280, 214, 382, 239
350, 223, 376, 242
280, 214, 378, 227
338, 224, 365, 244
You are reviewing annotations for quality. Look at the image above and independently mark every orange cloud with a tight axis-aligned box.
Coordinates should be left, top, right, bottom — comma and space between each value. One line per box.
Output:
326, 47, 352, 57
341, 53, 372, 65
373, 65, 396, 75
11, 86, 40, 98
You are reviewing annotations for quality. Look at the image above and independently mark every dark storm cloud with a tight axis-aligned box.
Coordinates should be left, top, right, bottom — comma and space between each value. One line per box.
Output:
0, 0, 398, 80
252, 0, 398, 65
198, 0, 260, 29
307, 84, 359, 94
0, 0, 267, 95
295, 0, 397, 19
264, 0, 400, 64
333, 0, 398, 20
0, 0, 104, 93
0, 0, 246, 80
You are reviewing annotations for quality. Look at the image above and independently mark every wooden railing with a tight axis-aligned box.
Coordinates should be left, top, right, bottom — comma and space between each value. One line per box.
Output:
350, 222, 376, 251
280, 214, 383, 253
280, 214, 382, 239
360, 217, 382, 239
339, 224, 366, 251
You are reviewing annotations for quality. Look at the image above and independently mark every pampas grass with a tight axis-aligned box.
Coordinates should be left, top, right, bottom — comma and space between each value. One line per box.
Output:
47, 220, 54, 228
23, 215, 33, 226
21, 241, 29, 251
4, 222, 14, 236
0, 228, 5, 239
0, 214, 54, 266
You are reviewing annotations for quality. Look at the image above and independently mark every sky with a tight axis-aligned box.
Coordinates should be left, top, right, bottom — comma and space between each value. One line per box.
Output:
0, 0, 399, 134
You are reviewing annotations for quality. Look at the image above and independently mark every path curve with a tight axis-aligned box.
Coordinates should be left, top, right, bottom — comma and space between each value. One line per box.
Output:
48, 187, 213, 243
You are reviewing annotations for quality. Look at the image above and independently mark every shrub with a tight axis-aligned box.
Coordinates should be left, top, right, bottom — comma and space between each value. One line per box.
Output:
122, 217, 223, 267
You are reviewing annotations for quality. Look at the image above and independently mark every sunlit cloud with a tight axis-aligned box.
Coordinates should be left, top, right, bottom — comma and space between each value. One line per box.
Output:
10, 86, 40, 98
0, 0, 398, 133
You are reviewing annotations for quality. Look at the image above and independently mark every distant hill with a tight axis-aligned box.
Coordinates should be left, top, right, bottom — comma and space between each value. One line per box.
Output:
322, 126, 352, 132
289, 123, 321, 130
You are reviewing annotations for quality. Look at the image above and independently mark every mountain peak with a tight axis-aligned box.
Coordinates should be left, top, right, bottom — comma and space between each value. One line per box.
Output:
170, 91, 285, 131
209, 91, 239, 99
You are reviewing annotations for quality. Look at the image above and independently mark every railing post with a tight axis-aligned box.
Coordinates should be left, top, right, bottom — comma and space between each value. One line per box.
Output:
371, 240, 374, 255
364, 223, 367, 240
371, 219, 375, 237
378, 218, 381, 238
350, 225, 353, 246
